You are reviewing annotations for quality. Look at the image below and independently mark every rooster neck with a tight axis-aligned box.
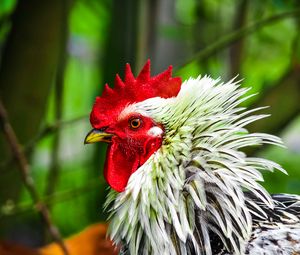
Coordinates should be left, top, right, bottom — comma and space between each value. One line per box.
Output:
104, 76, 286, 255
106, 146, 253, 255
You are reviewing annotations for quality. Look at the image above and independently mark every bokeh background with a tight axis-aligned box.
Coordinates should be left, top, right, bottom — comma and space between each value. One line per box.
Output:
0, 0, 300, 251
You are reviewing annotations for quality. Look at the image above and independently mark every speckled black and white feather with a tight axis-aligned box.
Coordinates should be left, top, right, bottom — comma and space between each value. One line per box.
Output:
103, 76, 300, 255
245, 194, 300, 255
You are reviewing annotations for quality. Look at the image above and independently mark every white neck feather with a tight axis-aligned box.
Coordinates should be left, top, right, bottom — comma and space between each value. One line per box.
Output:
105, 76, 285, 255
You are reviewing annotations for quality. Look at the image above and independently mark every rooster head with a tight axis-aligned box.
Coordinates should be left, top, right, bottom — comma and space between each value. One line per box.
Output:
84, 60, 181, 192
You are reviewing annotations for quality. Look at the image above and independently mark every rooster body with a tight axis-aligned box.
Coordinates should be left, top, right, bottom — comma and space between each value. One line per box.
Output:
85, 61, 300, 255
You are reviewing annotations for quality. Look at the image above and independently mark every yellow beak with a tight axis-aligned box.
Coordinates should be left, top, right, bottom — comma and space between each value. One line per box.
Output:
84, 129, 113, 144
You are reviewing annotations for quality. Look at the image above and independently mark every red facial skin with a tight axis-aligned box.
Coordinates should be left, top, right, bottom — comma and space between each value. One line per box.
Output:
103, 114, 163, 192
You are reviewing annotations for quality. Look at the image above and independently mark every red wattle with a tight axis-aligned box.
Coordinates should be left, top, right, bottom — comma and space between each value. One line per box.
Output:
104, 142, 139, 192
104, 137, 162, 192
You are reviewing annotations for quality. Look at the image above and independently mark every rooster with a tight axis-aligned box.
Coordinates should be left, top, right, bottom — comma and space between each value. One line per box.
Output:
85, 60, 300, 255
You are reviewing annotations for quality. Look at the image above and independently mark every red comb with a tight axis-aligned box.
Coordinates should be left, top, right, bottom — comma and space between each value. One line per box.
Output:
90, 60, 182, 128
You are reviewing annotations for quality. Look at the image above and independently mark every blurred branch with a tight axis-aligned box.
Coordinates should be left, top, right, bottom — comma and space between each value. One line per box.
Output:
192, 0, 209, 73
27, 115, 88, 152
0, 179, 101, 218
135, 0, 158, 69
248, 69, 300, 132
0, 115, 88, 172
229, 0, 249, 77
102, 0, 139, 79
0, 100, 69, 255
135, 0, 148, 68
245, 14, 300, 156
290, 8, 300, 69
248, 11, 300, 135
176, 8, 300, 72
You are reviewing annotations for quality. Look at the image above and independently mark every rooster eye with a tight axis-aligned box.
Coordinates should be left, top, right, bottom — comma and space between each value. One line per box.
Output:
129, 118, 142, 129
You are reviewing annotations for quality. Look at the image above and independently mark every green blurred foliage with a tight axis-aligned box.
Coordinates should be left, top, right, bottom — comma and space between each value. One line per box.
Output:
0, 0, 16, 17
0, 0, 300, 247
0, 0, 15, 44
262, 117, 300, 194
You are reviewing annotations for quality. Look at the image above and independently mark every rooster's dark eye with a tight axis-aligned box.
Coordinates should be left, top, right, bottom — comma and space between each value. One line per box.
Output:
129, 118, 142, 129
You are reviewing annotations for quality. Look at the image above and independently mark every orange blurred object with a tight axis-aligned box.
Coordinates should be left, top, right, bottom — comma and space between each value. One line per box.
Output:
0, 223, 118, 255
39, 223, 118, 255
